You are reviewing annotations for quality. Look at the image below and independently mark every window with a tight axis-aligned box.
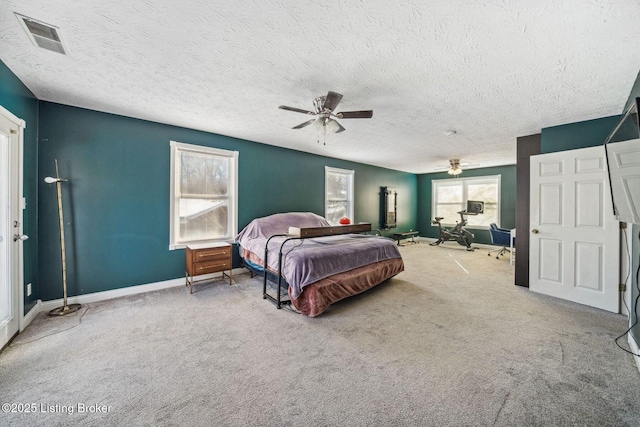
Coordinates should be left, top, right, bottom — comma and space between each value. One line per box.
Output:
170, 141, 238, 249
325, 166, 354, 225
431, 175, 500, 228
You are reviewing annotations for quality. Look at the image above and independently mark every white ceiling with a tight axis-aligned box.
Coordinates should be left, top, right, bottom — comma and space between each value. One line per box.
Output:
1, 1, 639, 174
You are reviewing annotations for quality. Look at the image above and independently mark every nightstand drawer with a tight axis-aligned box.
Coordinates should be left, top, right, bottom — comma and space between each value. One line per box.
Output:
193, 259, 230, 274
191, 247, 230, 263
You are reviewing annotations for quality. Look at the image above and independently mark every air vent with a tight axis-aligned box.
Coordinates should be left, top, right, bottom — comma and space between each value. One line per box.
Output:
16, 14, 66, 55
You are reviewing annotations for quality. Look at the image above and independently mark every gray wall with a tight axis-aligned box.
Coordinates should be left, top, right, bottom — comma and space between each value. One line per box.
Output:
631, 225, 640, 345
626, 69, 640, 345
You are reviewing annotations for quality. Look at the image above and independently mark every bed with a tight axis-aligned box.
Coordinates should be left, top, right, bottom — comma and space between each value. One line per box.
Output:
236, 212, 404, 317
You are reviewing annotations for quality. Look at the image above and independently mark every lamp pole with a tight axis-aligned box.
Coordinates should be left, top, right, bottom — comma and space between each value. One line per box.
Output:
47, 159, 81, 316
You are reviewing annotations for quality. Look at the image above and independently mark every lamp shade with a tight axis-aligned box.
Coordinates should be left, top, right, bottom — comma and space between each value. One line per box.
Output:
313, 117, 324, 131
44, 176, 68, 183
326, 119, 340, 133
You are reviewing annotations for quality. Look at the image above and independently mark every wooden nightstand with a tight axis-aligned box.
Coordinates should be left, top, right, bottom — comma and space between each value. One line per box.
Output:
185, 242, 232, 294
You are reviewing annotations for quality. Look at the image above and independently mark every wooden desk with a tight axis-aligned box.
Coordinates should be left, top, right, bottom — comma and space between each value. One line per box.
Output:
186, 242, 232, 293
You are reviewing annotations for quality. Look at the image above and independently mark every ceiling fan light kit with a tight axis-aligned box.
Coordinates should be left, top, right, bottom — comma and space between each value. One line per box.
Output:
448, 166, 463, 176
447, 158, 464, 176
279, 91, 373, 144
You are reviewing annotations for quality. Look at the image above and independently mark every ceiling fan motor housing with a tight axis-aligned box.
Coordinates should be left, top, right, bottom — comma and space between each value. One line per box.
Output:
314, 96, 326, 113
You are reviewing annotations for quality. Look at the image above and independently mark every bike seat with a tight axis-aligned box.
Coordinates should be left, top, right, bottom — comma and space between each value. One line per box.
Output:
434, 217, 444, 221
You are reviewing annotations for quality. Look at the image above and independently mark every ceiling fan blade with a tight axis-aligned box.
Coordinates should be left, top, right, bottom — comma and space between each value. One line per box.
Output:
292, 119, 316, 129
324, 91, 343, 111
334, 122, 346, 133
279, 105, 316, 115
336, 110, 373, 119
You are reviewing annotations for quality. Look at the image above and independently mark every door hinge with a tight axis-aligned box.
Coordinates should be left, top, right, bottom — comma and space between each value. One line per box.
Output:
620, 283, 627, 292
620, 222, 627, 229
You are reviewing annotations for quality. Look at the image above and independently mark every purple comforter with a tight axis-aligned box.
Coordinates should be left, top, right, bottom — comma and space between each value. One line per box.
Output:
236, 212, 402, 299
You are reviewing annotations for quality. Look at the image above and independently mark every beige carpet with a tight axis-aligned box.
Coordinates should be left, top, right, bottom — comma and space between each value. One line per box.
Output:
2, 242, 639, 426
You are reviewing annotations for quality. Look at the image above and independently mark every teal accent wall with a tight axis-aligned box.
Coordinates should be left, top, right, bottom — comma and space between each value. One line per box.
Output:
38, 102, 417, 301
0, 60, 39, 315
540, 115, 621, 154
417, 165, 517, 245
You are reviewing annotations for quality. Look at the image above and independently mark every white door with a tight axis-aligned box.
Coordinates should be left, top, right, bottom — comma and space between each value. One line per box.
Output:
605, 138, 640, 224
0, 107, 25, 349
530, 146, 619, 312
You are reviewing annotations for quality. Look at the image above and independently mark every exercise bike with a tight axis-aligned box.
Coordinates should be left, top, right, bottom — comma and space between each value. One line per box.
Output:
430, 210, 476, 251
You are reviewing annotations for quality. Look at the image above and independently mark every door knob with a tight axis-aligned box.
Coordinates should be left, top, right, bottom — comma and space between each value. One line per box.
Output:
13, 234, 29, 242
531, 229, 539, 234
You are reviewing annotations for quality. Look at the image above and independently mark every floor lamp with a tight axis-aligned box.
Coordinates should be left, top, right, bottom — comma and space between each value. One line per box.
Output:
46, 159, 81, 316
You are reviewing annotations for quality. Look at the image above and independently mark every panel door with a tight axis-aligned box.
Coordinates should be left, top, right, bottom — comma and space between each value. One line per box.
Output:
530, 146, 619, 312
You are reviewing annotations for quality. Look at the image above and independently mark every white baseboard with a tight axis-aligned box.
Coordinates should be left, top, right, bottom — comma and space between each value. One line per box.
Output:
39, 268, 246, 313
20, 300, 41, 332
629, 334, 640, 374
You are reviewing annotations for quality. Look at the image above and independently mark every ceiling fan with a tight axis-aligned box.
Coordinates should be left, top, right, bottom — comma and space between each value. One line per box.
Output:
435, 159, 478, 176
279, 91, 373, 144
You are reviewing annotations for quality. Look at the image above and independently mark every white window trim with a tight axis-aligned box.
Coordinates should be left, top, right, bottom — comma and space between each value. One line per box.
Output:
169, 141, 238, 250
325, 166, 354, 224
431, 175, 501, 230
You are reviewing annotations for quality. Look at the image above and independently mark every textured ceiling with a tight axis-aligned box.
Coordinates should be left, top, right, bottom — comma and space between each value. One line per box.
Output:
1, 0, 640, 173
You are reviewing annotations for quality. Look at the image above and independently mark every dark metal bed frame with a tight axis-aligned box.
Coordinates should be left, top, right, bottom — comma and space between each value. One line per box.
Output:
263, 233, 294, 308
242, 223, 380, 310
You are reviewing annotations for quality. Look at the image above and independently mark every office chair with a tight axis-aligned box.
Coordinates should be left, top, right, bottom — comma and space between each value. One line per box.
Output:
488, 223, 514, 259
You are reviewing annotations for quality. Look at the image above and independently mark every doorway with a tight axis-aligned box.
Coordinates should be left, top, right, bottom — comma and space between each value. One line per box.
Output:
0, 106, 25, 349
